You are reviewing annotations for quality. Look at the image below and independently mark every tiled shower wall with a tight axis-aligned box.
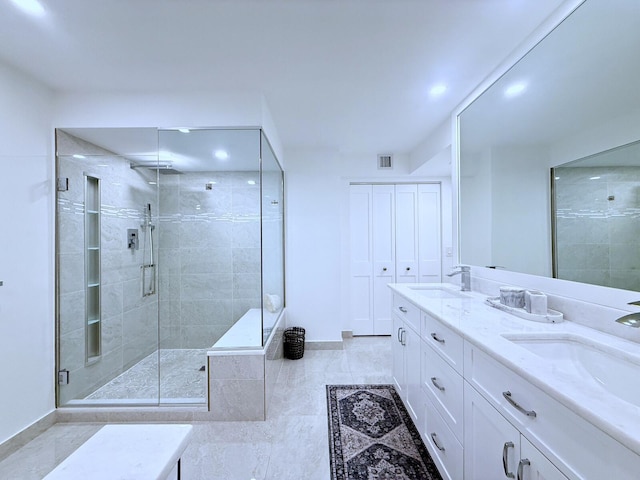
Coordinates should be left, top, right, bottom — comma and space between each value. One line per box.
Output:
158, 171, 262, 349
57, 131, 159, 404
555, 166, 640, 291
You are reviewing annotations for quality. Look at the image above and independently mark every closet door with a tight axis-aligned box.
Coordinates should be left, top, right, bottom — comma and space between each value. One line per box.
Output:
395, 184, 419, 283
372, 185, 395, 335
349, 185, 374, 335
418, 184, 442, 283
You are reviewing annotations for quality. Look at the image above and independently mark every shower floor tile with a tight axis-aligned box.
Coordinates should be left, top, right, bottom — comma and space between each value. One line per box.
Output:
84, 349, 208, 403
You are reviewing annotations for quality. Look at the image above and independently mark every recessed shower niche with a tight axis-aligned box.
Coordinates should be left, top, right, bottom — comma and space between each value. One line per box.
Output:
55, 127, 285, 407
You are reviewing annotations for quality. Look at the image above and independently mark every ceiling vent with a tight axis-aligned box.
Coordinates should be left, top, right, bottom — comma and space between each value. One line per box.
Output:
377, 154, 393, 170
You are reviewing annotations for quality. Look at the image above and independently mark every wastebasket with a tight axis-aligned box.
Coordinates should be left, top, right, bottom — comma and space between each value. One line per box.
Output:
283, 327, 305, 360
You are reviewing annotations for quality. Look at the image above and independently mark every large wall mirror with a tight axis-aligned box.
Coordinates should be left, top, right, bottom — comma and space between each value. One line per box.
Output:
458, 0, 640, 291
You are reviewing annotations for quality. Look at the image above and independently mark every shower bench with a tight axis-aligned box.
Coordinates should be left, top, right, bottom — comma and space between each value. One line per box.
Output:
43, 424, 193, 480
207, 307, 285, 421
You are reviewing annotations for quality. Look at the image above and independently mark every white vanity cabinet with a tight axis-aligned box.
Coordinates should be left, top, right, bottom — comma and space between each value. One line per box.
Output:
420, 311, 465, 480
389, 284, 640, 480
391, 295, 421, 423
464, 382, 566, 480
464, 343, 640, 480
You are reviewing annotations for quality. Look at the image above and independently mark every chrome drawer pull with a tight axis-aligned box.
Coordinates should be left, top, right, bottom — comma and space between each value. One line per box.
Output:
430, 432, 445, 452
503, 391, 537, 418
399, 306, 408, 313
430, 332, 445, 344
430, 377, 445, 391
502, 441, 515, 479
397, 327, 402, 343
517, 458, 530, 480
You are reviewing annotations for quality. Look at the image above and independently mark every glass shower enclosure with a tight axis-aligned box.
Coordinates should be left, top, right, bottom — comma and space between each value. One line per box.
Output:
55, 127, 284, 407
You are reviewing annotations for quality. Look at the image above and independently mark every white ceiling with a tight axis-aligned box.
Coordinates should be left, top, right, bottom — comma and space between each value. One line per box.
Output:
1, 0, 568, 156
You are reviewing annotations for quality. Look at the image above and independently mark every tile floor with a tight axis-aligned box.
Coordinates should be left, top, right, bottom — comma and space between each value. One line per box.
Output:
84, 349, 208, 403
0, 336, 392, 480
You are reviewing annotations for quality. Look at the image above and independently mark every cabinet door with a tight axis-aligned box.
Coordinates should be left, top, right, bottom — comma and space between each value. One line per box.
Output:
464, 383, 521, 480
349, 185, 373, 335
404, 325, 421, 424
372, 185, 395, 335
395, 184, 419, 283
392, 314, 406, 398
520, 437, 568, 480
417, 184, 442, 283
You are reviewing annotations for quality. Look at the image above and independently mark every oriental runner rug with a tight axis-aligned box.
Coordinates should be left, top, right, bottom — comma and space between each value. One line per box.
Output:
326, 384, 443, 480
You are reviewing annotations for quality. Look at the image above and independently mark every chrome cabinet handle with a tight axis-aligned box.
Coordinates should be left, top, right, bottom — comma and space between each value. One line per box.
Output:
430, 432, 445, 452
502, 441, 515, 479
397, 327, 402, 343
401, 329, 406, 346
430, 332, 445, 344
430, 377, 445, 392
517, 458, 530, 480
399, 306, 408, 313
503, 391, 537, 418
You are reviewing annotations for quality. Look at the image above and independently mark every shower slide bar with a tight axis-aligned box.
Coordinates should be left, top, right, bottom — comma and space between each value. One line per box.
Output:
141, 203, 156, 297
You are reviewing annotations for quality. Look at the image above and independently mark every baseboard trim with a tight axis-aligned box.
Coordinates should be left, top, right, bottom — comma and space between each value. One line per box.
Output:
0, 410, 57, 461
305, 340, 343, 350
341, 330, 353, 339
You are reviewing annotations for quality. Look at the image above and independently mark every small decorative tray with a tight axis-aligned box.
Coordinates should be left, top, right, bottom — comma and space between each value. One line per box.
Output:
486, 297, 564, 323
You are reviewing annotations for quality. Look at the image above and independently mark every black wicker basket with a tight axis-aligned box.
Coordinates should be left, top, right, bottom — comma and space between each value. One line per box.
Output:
283, 327, 306, 360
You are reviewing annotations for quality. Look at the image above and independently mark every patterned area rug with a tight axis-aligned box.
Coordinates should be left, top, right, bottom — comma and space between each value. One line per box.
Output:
326, 384, 443, 480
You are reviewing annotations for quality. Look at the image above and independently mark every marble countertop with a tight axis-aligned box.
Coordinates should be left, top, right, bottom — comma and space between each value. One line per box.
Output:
389, 283, 640, 456
43, 424, 193, 479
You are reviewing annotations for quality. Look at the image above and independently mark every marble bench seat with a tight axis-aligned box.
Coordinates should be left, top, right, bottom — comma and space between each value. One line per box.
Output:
43, 424, 193, 480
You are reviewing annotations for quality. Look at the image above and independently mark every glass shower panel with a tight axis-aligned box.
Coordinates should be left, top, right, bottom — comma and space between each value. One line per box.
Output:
156, 128, 262, 402
260, 132, 285, 345
56, 128, 161, 406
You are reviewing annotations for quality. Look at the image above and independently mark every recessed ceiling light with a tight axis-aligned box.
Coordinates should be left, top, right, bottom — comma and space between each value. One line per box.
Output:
178, 128, 190, 133
429, 84, 447, 96
247, 180, 256, 185
72, 154, 86, 159
10, 0, 45, 16
589, 176, 601, 180
214, 150, 229, 160
504, 82, 527, 98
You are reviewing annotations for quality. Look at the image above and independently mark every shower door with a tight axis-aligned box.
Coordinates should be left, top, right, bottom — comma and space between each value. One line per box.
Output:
56, 128, 162, 406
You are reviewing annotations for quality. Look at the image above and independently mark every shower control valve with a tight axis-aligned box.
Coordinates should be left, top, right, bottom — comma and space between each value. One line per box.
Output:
127, 229, 139, 250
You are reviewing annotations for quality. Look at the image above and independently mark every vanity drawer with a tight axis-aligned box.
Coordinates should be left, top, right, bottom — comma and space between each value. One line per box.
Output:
422, 340, 464, 442
464, 343, 640, 480
392, 294, 420, 332
421, 312, 463, 374
423, 397, 463, 480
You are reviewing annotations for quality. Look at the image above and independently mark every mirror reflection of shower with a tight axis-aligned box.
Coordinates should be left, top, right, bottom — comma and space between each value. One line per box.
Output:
141, 203, 155, 297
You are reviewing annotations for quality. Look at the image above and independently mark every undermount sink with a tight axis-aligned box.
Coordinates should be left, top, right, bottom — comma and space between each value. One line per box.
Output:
503, 333, 640, 408
406, 285, 467, 299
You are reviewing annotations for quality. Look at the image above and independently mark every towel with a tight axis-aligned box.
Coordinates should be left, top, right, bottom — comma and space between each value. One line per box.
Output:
264, 294, 282, 313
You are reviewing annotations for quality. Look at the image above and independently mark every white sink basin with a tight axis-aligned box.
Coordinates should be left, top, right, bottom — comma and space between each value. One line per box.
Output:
503, 333, 640, 408
406, 285, 467, 299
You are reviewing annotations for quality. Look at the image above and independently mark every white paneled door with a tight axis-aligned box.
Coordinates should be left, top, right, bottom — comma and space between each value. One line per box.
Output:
349, 183, 442, 335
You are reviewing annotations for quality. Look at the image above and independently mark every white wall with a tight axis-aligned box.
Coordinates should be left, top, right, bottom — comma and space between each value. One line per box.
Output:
285, 149, 453, 342
0, 61, 54, 444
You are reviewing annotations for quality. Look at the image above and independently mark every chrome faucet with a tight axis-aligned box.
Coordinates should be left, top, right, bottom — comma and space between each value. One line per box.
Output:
447, 265, 471, 292
615, 301, 640, 327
